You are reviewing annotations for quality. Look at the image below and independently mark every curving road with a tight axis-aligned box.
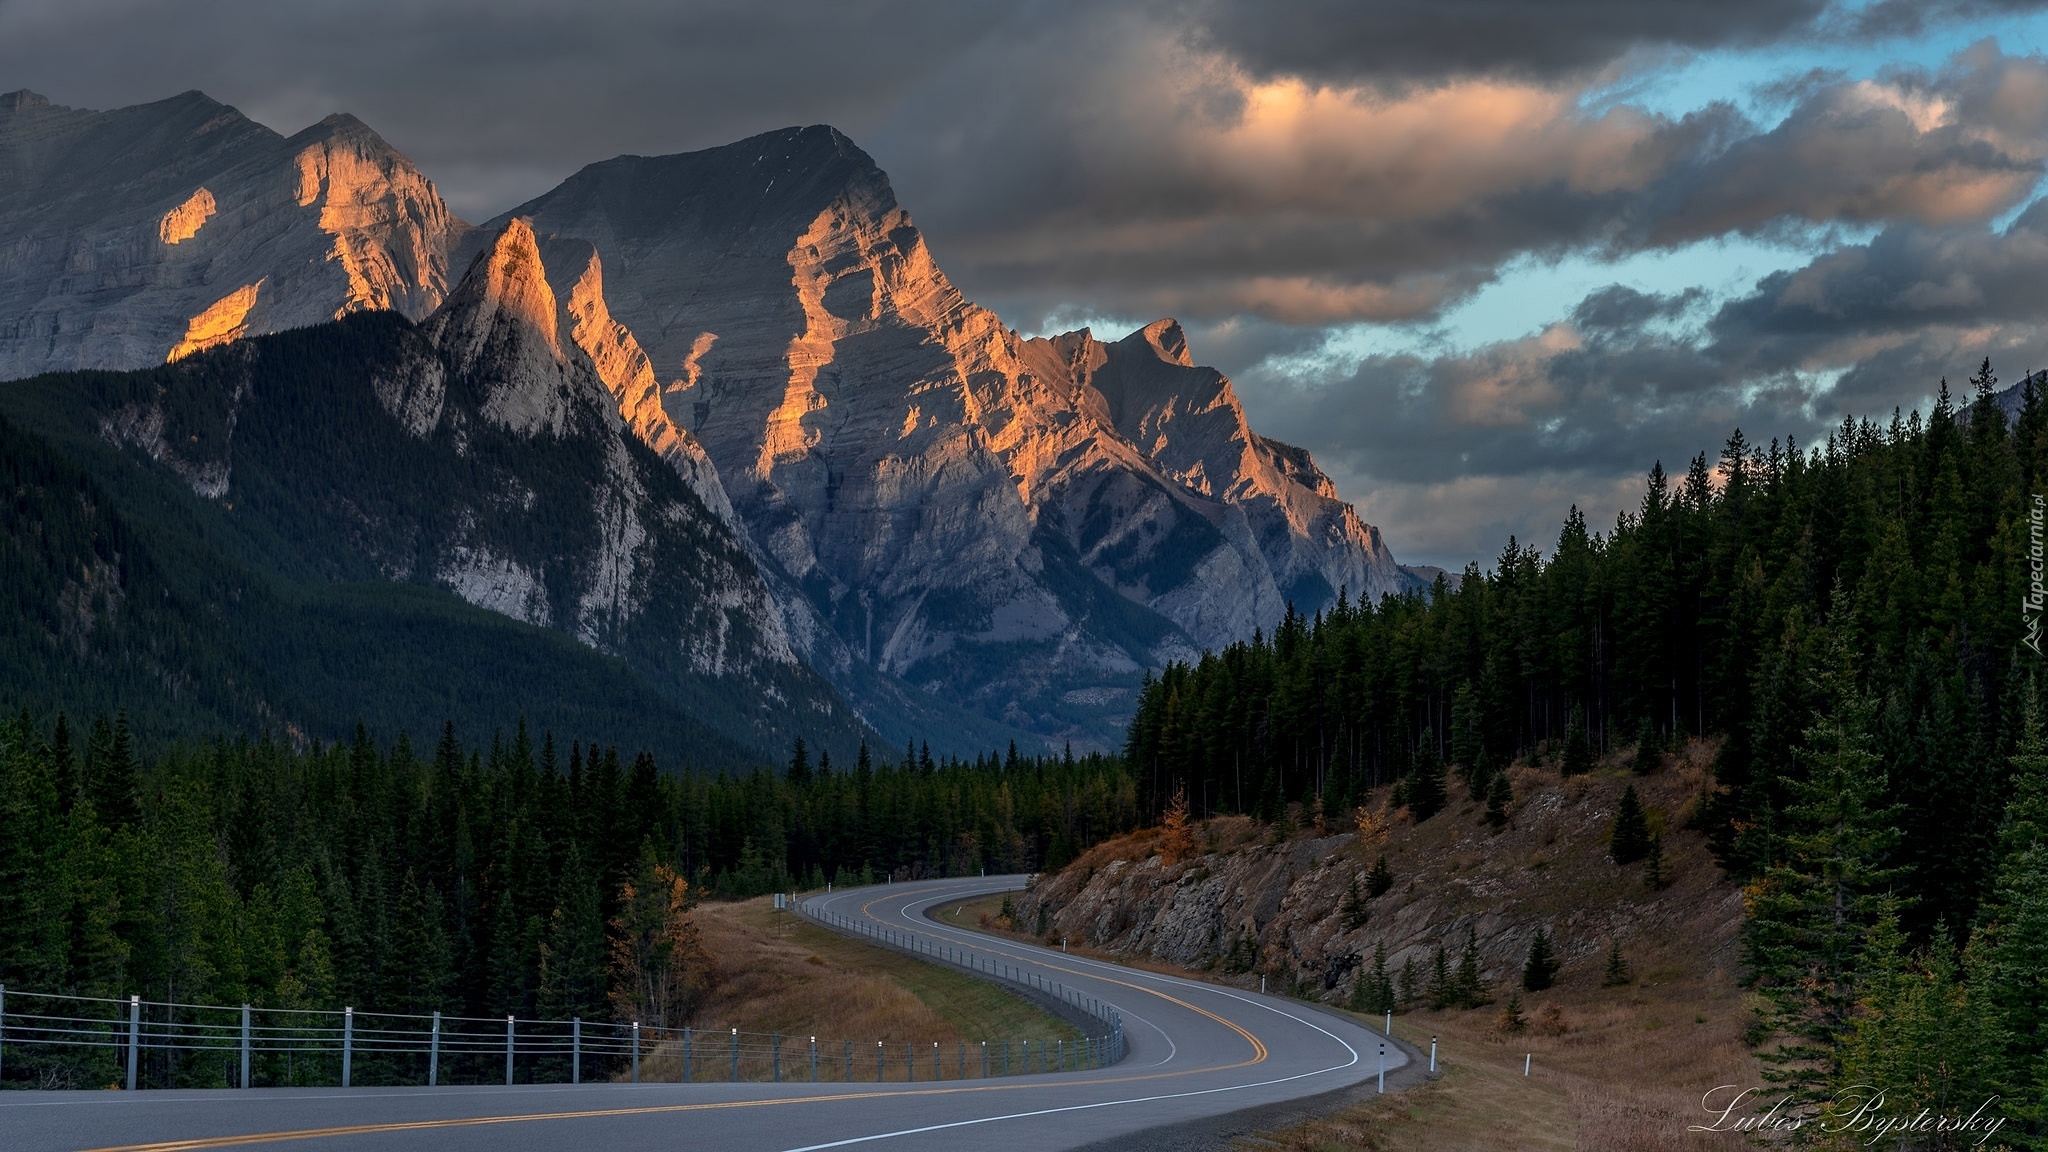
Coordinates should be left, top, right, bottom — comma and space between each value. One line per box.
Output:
2, 876, 1412, 1152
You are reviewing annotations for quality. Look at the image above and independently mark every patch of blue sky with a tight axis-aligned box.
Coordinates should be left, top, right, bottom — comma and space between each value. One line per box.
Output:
1253, 230, 1845, 384
1600, 8, 2048, 127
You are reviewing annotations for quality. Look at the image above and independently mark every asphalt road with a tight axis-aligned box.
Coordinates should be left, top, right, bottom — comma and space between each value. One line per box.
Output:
1, 875, 1412, 1152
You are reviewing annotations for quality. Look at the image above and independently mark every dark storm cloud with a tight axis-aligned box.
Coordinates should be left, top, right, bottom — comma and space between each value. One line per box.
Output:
1193, 0, 1831, 86
889, 32, 2048, 331
0, 0, 1006, 217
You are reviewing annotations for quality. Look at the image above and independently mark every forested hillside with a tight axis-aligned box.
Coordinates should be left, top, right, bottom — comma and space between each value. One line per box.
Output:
0, 712, 1133, 1050
1126, 361, 2048, 1128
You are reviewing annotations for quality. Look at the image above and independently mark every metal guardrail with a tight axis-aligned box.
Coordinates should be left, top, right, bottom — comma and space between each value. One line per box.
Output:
796, 898, 1126, 1065
0, 904, 1122, 1090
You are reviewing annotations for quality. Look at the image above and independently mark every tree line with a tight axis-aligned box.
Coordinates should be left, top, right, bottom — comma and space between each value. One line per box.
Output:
1126, 361, 2048, 1134
0, 711, 1136, 1086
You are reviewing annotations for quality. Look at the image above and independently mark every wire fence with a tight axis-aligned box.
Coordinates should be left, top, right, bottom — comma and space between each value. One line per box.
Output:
0, 903, 1123, 1091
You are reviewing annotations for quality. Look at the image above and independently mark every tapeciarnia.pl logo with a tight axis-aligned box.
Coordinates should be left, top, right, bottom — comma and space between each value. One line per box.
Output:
2028, 493, 2045, 656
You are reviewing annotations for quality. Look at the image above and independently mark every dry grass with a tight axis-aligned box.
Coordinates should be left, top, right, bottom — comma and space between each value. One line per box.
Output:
623, 897, 1082, 1084
690, 896, 1080, 1045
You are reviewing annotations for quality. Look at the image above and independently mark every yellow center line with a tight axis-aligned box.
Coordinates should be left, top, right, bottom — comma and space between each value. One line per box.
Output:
84, 893, 1275, 1152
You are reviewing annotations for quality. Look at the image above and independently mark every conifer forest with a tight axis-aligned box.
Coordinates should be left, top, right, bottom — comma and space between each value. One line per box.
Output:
1126, 364, 2048, 1118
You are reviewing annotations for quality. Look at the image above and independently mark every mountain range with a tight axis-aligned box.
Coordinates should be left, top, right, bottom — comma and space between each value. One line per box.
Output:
0, 87, 1428, 756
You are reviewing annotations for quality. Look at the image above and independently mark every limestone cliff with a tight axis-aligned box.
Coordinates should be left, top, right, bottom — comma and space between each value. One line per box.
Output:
0, 89, 466, 378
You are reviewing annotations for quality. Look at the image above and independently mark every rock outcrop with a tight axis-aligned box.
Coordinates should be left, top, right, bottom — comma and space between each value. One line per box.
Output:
0, 89, 466, 379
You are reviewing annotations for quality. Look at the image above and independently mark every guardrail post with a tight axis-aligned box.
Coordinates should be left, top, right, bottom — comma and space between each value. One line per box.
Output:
505, 1015, 514, 1086
342, 1007, 353, 1088
430, 1013, 440, 1086
731, 1028, 739, 1082
240, 1005, 251, 1088
126, 995, 140, 1090
573, 1018, 581, 1084
684, 1026, 692, 1082
632, 1021, 640, 1083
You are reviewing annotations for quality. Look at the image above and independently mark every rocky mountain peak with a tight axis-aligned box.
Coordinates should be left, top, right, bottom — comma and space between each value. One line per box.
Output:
1134, 318, 1194, 368
3, 89, 50, 113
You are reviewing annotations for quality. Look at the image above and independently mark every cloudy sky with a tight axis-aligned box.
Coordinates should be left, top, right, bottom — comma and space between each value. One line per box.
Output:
10, 0, 2048, 568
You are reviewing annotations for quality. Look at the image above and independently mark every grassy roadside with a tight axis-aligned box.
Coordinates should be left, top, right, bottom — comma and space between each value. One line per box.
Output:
692, 895, 1082, 1046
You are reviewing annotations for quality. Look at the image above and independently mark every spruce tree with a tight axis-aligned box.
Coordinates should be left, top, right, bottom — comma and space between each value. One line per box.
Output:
1367, 939, 1395, 1015
1340, 876, 1369, 931
1398, 954, 1420, 1006
1496, 990, 1527, 1034
1365, 854, 1394, 898
1611, 784, 1651, 864
1562, 707, 1593, 777
1602, 939, 1630, 986
1427, 944, 1451, 1009
1485, 773, 1512, 830
1631, 719, 1662, 775
1743, 655, 1904, 1092
1408, 731, 1447, 821
1454, 926, 1487, 1007
1523, 925, 1560, 991
1644, 835, 1665, 891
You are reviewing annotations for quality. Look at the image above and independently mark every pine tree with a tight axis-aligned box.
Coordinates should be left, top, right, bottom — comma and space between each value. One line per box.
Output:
787, 738, 811, 787
1485, 773, 1512, 830
1601, 939, 1631, 986
1562, 707, 1593, 777
1523, 925, 1560, 991
1398, 954, 1420, 1006
1643, 835, 1665, 891
1365, 854, 1394, 898
1611, 784, 1651, 864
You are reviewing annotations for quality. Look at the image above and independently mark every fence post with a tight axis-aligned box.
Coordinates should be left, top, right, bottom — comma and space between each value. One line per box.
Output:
505, 1016, 514, 1086
126, 995, 140, 1091
240, 1005, 251, 1088
430, 1013, 440, 1087
731, 1028, 738, 1082
684, 1026, 692, 1082
573, 1018, 581, 1085
632, 1022, 640, 1083
906, 1041, 913, 1082
342, 1008, 353, 1089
